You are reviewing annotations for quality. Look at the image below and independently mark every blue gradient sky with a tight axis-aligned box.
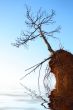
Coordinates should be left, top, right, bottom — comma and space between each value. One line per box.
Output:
0, 0, 73, 91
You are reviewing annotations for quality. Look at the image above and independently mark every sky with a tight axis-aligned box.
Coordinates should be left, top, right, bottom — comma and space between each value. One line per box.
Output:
0, 0, 73, 91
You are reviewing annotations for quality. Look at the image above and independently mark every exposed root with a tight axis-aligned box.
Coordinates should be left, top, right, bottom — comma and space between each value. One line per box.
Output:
20, 56, 52, 109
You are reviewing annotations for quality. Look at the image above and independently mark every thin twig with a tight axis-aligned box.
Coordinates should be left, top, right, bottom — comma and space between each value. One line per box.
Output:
38, 65, 42, 95
20, 57, 51, 80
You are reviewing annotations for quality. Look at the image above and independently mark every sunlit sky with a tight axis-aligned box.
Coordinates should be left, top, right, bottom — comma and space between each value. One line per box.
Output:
0, 0, 73, 91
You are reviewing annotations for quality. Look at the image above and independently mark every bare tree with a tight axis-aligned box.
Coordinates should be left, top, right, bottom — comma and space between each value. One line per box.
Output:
13, 6, 60, 54
12, 7, 61, 109
12, 7, 73, 110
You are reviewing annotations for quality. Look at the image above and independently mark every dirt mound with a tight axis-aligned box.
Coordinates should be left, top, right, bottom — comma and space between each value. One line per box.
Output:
49, 49, 73, 110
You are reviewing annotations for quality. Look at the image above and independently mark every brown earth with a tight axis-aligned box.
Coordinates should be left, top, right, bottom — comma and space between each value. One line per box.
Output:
49, 49, 73, 110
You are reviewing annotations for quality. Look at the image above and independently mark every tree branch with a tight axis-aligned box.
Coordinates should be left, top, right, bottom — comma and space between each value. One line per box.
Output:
39, 26, 54, 53
13, 7, 61, 53
20, 57, 51, 80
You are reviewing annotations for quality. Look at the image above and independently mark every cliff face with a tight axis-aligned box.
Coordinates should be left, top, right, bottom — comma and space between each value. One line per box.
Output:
49, 49, 73, 110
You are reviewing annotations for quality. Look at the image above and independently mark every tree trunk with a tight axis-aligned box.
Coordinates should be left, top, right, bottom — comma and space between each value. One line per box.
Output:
49, 49, 73, 110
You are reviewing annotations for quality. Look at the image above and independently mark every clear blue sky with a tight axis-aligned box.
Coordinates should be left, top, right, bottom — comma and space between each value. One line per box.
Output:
0, 0, 73, 91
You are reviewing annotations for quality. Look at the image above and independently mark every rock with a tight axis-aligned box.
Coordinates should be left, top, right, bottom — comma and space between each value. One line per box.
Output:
49, 49, 73, 110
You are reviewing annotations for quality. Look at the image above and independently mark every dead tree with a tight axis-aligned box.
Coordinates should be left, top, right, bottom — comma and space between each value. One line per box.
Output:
12, 7, 61, 109
13, 7, 73, 110
13, 7, 60, 53
12, 7, 60, 108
